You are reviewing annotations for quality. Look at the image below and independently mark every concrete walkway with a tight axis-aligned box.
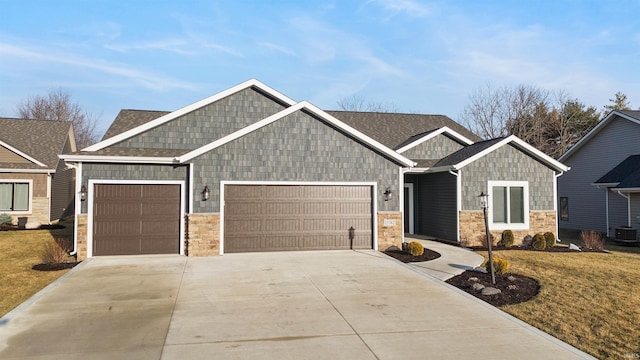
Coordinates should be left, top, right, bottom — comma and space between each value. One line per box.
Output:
0, 251, 595, 359
405, 237, 485, 280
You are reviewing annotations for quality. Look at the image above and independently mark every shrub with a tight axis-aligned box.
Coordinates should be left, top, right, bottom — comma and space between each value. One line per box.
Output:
478, 233, 496, 248
40, 238, 70, 264
0, 213, 11, 226
581, 230, 604, 251
544, 232, 556, 249
483, 257, 510, 275
531, 233, 546, 250
498, 230, 514, 248
406, 241, 424, 256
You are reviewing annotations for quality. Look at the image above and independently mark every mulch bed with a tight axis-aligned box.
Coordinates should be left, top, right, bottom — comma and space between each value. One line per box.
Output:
32, 262, 81, 271
1, 224, 66, 231
469, 245, 608, 253
446, 270, 540, 307
383, 248, 441, 262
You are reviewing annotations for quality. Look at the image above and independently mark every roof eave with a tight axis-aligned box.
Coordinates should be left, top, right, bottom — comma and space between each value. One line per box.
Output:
59, 154, 178, 164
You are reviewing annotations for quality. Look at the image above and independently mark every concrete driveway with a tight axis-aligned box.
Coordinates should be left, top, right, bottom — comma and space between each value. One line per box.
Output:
0, 251, 594, 359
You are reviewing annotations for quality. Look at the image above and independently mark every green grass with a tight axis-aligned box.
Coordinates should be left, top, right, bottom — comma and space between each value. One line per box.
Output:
0, 218, 74, 317
478, 239, 640, 359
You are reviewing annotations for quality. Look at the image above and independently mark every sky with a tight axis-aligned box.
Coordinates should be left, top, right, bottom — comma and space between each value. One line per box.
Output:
1, 0, 639, 137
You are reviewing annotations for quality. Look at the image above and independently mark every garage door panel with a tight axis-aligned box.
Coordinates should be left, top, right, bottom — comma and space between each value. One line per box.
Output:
224, 185, 373, 252
93, 184, 180, 256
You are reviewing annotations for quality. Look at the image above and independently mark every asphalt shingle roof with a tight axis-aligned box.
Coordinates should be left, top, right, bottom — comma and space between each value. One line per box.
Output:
433, 138, 504, 168
594, 155, 640, 188
326, 111, 481, 149
0, 117, 73, 169
102, 110, 170, 141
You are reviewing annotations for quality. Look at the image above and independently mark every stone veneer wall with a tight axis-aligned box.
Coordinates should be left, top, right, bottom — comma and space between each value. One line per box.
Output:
76, 214, 88, 261
377, 211, 403, 251
185, 213, 220, 256
459, 210, 557, 247
9, 197, 49, 225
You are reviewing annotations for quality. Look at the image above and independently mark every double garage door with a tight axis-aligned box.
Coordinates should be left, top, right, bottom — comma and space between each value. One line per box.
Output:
224, 185, 373, 252
92, 183, 373, 255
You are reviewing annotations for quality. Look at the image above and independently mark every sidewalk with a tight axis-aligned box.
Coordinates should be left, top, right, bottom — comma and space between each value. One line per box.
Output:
405, 236, 485, 280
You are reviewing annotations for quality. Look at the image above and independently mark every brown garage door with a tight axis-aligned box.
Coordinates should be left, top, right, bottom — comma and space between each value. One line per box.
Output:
93, 184, 181, 256
224, 185, 372, 252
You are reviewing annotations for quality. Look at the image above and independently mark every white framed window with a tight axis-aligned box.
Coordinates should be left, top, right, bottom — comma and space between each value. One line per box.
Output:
0, 180, 32, 213
488, 181, 529, 230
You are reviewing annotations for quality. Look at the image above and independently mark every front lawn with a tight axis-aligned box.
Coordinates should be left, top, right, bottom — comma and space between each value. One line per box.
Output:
477, 242, 640, 359
0, 219, 74, 317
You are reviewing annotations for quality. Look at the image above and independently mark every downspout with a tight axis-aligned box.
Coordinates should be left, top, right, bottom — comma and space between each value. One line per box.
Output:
605, 190, 610, 237
46, 172, 52, 224
399, 167, 405, 245
554, 171, 564, 242
64, 162, 81, 256
616, 190, 632, 227
449, 169, 461, 243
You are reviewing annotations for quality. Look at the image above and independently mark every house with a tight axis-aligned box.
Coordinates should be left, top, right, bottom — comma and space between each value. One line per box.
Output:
61, 79, 567, 259
0, 118, 77, 226
558, 110, 640, 239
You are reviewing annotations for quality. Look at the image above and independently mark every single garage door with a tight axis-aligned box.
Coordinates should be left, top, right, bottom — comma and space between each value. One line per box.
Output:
93, 184, 181, 256
224, 185, 373, 252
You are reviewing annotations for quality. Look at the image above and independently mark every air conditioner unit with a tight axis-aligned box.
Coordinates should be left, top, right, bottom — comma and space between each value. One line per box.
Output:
614, 227, 637, 241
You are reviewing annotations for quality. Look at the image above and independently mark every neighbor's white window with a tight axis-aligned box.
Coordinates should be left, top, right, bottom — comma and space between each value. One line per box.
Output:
488, 181, 529, 230
0, 181, 31, 212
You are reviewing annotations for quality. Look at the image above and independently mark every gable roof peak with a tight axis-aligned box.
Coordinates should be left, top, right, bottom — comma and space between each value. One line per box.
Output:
85, 79, 298, 152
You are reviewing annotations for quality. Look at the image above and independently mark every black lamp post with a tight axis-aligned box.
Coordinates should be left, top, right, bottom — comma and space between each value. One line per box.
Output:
479, 191, 496, 285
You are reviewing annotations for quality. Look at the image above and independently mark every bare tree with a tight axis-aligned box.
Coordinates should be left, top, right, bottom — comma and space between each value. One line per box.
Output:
460, 84, 599, 157
16, 88, 99, 148
337, 94, 399, 113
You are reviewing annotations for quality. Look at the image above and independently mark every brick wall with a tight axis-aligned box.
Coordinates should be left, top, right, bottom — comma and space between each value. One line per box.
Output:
377, 211, 403, 250
185, 213, 220, 256
459, 210, 557, 247
76, 214, 87, 261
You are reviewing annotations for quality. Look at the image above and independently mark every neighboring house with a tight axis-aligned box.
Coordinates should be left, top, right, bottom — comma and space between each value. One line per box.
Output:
61, 79, 567, 259
0, 118, 77, 225
558, 110, 640, 239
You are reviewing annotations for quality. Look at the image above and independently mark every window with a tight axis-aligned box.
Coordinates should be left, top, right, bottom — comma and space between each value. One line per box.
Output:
560, 197, 568, 221
488, 181, 529, 230
0, 181, 30, 212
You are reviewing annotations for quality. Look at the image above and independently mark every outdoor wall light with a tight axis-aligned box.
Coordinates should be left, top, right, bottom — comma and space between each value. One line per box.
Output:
383, 187, 392, 201
79, 185, 87, 202
201, 186, 210, 201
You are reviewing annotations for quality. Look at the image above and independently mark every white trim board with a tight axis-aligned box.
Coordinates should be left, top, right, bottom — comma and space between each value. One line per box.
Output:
177, 101, 415, 167
0, 140, 47, 167
395, 126, 474, 153
83, 79, 298, 152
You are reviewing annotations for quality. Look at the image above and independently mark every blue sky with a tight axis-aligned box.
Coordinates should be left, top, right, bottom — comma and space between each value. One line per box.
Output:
1, 0, 639, 136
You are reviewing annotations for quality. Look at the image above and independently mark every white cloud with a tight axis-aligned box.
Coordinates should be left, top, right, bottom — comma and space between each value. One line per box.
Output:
0, 42, 197, 92
258, 42, 296, 56
369, 0, 430, 18
105, 39, 194, 55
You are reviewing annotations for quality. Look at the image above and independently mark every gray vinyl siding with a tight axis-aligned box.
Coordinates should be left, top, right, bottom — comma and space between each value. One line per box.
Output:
609, 192, 630, 229
50, 158, 74, 221
631, 194, 640, 239
192, 110, 402, 212
80, 163, 188, 213
113, 88, 287, 150
460, 144, 555, 211
414, 172, 458, 241
401, 134, 465, 160
558, 116, 640, 232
